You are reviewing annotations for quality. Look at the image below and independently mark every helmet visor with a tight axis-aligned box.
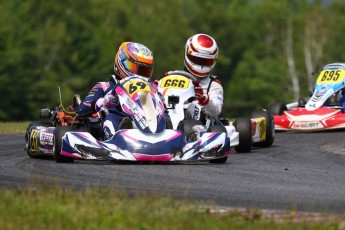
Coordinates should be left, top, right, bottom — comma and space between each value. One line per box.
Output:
122, 58, 153, 78
187, 53, 216, 67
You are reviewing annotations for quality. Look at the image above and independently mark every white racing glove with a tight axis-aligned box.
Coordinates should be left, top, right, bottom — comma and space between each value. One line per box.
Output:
95, 91, 119, 112
194, 85, 209, 106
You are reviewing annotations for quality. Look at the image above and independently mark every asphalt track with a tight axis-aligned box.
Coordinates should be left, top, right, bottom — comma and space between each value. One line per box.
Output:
1, 131, 345, 214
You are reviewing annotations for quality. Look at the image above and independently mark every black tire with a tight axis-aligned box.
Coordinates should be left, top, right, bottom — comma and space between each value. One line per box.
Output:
184, 110, 192, 120
208, 125, 228, 164
251, 110, 275, 147
53, 126, 75, 163
268, 103, 287, 116
234, 118, 252, 153
25, 121, 53, 158
165, 117, 173, 129
177, 119, 203, 141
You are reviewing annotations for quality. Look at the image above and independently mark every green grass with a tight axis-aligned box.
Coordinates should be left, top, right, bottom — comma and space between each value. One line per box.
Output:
0, 121, 30, 134
0, 186, 342, 230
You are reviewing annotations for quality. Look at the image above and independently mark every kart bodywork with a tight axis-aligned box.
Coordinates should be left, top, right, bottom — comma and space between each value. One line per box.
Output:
270, 63, 345, 131
157, 71, 275, 153
26, 75, 230, 163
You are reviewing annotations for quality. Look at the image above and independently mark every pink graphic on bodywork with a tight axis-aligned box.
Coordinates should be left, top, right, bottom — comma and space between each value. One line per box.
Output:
120, 131, 139, 142
224, 150, 231, 156
75, 132, 101, 147
121, 104, 136, 117
82, 102, 91, 107
116, 86, 140, 116
166, 131, 182, 142
61, 150, 82, 159
131, 93, 139, 101
200, 132, 218, 145
115, 86, 127, 96
133, 153, 173, 161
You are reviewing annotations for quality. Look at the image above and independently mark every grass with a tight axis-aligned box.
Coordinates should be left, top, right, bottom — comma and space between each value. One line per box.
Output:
0, 121, 30, 134
0, 186, 342, 230
0, 122, 344, 229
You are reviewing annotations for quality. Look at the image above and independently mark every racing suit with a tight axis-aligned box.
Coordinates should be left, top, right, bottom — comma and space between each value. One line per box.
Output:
77, 75, 126, 140
194, 74, 224, 117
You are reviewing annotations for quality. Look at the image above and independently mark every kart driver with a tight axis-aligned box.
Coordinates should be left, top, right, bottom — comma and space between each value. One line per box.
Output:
180, 33, 223, 117
77, 42, 154, 140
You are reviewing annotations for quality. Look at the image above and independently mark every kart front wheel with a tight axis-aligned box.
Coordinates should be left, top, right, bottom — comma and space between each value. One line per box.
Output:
251, 110, 275, 147
53, 126, 75, 163
234, 118, 252, 153
208, 125, 228, 164
25, 121, 53, 158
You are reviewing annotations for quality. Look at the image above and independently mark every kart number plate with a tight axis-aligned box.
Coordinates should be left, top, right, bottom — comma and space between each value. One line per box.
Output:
123, 80, 151, 97
159, 76, 190, 89
316, 69, 345, 84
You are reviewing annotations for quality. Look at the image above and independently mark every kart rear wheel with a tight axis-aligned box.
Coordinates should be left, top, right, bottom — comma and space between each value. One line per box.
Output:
177, 119, 203, 141
207, 125, 228, 164
269, 103, 287, 116
234, 118, 252, 153
251, 110, 275, 147
25, 121, 53, 158
53, 126, 75, 163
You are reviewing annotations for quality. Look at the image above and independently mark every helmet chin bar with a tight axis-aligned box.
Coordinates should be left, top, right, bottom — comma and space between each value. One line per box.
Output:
184, 60, 212, 78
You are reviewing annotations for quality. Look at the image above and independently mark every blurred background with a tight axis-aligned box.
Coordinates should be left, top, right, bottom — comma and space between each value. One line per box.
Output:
1, 0, 344, 120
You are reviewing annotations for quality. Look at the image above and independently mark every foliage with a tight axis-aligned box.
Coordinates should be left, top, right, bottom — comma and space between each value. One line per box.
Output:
0, 0, 345, 120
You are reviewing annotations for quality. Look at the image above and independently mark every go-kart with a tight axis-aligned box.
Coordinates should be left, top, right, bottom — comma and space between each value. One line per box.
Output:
25, 75, 230, 163
156, 70, 275, 153
25, 88, 102, 159
269, 62, 345, 131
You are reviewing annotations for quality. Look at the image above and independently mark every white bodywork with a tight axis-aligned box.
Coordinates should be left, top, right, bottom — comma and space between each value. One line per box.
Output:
157, 74, 239, 147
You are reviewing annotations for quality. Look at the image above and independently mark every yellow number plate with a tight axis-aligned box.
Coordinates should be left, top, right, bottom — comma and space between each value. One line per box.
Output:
316, 69, 345, 84
123, 80, 151, 97
159, 76, 190, 89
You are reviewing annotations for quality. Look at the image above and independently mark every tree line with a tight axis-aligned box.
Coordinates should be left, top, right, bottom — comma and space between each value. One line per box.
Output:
1, 0, 344, 120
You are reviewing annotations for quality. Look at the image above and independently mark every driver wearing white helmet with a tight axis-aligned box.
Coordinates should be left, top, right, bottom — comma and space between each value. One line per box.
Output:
183, 33, 223, 117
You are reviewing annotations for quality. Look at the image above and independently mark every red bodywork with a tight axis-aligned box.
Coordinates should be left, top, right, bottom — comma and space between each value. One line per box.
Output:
274, 107, 345, 131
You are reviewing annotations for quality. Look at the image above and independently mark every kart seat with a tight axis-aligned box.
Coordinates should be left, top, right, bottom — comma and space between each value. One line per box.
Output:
298, 97, 307, 107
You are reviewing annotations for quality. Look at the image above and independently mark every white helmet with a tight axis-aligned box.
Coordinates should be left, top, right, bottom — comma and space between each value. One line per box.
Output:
184, 33, 218, 78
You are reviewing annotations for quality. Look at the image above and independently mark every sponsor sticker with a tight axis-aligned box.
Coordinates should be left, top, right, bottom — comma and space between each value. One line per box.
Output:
30, 130, 40, 152
252, 117, 266, 141
291, 121, 322, 129
40, 133, 53, 145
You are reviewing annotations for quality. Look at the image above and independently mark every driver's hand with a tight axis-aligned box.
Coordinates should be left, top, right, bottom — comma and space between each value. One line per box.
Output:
95, 92, 119, 112
194, 86, 209, 105
104, 93, 119, 108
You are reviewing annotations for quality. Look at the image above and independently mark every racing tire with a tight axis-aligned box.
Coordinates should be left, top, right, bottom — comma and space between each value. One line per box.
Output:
53, 126, 75, 163
25, 121, 54, 158
166, 117, 173, 129
207, 125, 228, 164
177, 119, 203, 141
184, 110, 192, 120
251, 110, 275, 147
234, 118, 252, 153
268, 103, 287, 116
